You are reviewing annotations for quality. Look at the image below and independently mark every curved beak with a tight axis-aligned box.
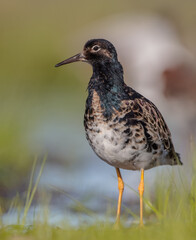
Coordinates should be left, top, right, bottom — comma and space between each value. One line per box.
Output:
55, 53, 86, 67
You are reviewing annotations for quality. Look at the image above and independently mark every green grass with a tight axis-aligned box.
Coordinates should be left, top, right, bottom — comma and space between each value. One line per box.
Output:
0, 153, 196, 240
22, 155, 47, 226
0, 213, 196, 240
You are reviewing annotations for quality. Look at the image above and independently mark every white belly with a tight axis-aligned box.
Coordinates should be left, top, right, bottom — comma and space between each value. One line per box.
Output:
86, 122, 156, 170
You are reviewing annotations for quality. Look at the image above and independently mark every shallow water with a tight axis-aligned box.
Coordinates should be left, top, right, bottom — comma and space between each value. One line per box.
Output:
3, 148, 184, 227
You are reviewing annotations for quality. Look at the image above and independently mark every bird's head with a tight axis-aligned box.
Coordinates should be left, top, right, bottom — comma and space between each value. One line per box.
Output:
55, 39, 118, 67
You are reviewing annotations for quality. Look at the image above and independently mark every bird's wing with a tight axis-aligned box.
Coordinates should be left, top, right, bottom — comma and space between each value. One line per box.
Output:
134, 97, 173, 151
120, 88, 181, 164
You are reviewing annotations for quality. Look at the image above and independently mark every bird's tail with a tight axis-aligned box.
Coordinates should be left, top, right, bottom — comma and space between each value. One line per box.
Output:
174, 152, 183, 165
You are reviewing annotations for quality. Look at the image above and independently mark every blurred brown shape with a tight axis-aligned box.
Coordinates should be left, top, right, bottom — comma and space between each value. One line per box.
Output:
163, 64, 196, 101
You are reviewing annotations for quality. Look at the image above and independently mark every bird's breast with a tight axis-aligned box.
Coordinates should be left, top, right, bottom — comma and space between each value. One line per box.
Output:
84, 91, 155, 170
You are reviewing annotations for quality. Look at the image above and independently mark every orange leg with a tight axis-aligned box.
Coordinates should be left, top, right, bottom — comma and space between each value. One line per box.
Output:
138, 168, 144, 226
115, 168, 124, 224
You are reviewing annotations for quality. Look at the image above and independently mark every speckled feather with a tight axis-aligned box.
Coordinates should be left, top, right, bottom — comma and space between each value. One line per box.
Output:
83, 39, 182, 170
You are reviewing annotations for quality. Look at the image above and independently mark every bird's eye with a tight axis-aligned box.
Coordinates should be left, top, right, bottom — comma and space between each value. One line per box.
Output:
92, 45, 100, 52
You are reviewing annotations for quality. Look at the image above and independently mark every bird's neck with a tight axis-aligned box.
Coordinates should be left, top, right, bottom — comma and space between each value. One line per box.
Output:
86, 61, 130, 119
88, 61, 125, 92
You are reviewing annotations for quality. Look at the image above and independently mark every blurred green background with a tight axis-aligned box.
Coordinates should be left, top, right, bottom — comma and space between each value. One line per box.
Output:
0, 0, 196, 214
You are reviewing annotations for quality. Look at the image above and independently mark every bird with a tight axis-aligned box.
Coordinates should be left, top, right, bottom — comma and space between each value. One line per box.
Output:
55, 39, 182, 226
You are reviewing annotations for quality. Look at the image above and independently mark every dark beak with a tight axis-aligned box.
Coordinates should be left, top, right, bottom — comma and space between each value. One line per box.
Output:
55, 53, 86, 67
